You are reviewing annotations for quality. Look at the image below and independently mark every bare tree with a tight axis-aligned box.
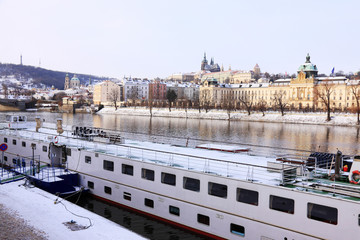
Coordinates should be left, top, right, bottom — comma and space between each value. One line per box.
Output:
201, 89, 212, 113
314, 80, 335, 121
222, 93, 234, 120
128, 86, 138, 108
257, 99, 267, 116
350, 83, 360, 124
272, 90, 288, 116
239, 93, 253, 115
109, 88, 120, 110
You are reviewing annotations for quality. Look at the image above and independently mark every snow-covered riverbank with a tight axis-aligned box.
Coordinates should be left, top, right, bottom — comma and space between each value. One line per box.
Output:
98, 107, 360, 127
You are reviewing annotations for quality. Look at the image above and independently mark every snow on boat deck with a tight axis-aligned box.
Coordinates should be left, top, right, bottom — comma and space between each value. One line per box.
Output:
0, 180, 146, 240
196, 143, 250, 152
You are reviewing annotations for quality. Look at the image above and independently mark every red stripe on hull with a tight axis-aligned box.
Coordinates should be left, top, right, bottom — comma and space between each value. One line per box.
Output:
92, 194, 225, 240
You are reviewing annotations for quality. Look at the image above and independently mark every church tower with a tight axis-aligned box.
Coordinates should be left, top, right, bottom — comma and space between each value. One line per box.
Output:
64, 73, 70, 90
201, 52, 208, 71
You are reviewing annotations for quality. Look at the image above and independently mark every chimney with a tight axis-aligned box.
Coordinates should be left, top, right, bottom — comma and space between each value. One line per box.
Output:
56, 118, 64, 134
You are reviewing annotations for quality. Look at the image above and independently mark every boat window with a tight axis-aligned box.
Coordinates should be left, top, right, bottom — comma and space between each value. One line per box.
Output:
66, 148, 71, 156
208, 182, 227, 198
237, 188, 259, 206
307, 203, 337, 225
269, 195, 294, 214
169, 206, 180, 216
22, 141, 26, 147
4, 156, 7, 162
104, 186, 112, 195
4, 137, 7, 143
103, 160, 114, 171
122, 164, 134, 176
144, 198, 154, 208
42, 146, 47, 152
123, 192, 131, 201
95, 153, 99, 157
183, 177, 200, 192
141, 168, 154, 181
88, 181, 94, 189
85, 156, 91, 164
13, 139, 16, 145
230, 223, 245, 237
161, 172, 176, 186
197, 214, 210, 226
358, 214, 360, 226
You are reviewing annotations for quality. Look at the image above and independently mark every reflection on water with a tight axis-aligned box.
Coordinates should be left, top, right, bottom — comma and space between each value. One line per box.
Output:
71, 195, 210, 240
1, 112, 359, 155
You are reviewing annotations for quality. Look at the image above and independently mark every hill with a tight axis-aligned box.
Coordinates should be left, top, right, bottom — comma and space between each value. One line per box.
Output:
0, 63, 109, 90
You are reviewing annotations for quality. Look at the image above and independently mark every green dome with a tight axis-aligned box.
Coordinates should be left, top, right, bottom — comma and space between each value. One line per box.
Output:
297, 54, 318, 78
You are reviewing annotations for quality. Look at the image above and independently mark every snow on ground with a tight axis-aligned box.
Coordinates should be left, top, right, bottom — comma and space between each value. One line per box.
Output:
0, 180, 146, 240
99, 107, 360, 126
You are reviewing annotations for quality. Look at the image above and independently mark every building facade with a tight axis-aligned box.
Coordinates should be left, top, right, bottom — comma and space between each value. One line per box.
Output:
93, 80, 123, 106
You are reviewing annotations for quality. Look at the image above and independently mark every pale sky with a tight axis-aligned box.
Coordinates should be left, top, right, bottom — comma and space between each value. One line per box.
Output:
0, 0, 359, 79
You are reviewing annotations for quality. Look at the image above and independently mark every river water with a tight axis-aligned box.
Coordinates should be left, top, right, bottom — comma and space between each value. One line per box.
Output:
1, 111, 360, 239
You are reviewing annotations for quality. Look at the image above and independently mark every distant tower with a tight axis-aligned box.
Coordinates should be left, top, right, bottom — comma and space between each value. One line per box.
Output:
201, 52, 208, 71
254, 63, 261, 76
229, 65, 231, 71
221, 64, 224, 72
20, 54, 23, 65
64, 73, 70, 90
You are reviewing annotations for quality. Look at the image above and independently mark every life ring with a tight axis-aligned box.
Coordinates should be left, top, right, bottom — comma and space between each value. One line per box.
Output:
53, 136, 58, 144
350, 170, 360, 184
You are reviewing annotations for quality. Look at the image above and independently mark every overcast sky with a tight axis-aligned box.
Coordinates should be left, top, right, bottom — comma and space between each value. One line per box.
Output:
0, 0, 359, 79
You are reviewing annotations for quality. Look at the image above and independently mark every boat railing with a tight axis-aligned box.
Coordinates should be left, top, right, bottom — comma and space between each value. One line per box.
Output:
1, 128, 299, 186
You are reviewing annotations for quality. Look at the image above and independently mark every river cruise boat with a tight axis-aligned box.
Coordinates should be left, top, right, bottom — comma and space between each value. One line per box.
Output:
1, 116, 360, 240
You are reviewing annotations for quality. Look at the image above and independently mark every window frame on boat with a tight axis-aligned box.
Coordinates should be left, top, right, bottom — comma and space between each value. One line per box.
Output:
87, 181, 94, 189
236, 188, 259, 206
123, 192, 131, 201
169, 206, 180, 216
230, 223, 245, 237
66, 148, 71, 156
197, 214, 210, 226
208, 182, 227, 198
141, 168, 155, 181
85, 156, 91, 164
307, 202, 338, 225
161, 172, 176, 186
122, 164, 134, 176
103, 160, 114, 171
183, 177, 200, 192
4, 156, 7, 162
144, 198, 154, 208
42, 145, 47, 152
269, 195, 294, 214
12, 139, 16, 145
3, 137, 7, 143
22, 141, 26, 147
104, 186, 112, 195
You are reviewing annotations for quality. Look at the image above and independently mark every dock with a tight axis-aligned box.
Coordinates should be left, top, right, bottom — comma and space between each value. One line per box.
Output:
0, 180, 146, 240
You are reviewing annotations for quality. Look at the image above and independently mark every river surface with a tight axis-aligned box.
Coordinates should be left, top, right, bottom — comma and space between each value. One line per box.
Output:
1, 111, 360, 239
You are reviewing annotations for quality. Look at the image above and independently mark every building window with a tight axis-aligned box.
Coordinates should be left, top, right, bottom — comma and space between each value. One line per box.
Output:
103, 160, 114, 171
269, 195, 294, 214
22, 141, 26, 147
42, 145, 47, 152
4, 137, 7, 143
141, 168, 154, 181
183, 177, 200, 192
85, 156, 91, 164
88, 181, 94, 189
236, 188, 258, 206
161, 172, 176, 186
307, 203, 337, 225
144, 198, 154, 208
13, 139, 16, 145
123, 192, 131, 201
230, 223, 245, 237
169, 206, 180, 216
208, 182, 227, 198
122, 164, 133, 176
197, 214, 210, 226
104, 186, 112, 195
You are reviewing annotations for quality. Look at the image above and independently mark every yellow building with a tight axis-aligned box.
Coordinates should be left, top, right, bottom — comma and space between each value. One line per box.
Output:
200, 54, 359, 112
93, 80, 123, 106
